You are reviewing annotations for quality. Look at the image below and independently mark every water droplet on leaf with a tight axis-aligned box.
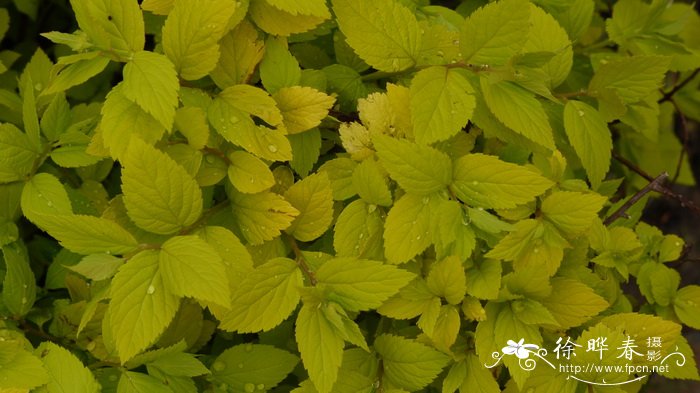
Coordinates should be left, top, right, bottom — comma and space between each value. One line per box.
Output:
213, 361, 226, 371
147, 285, 155, 294
267, 144, 278, 153
244, 383, 256, 392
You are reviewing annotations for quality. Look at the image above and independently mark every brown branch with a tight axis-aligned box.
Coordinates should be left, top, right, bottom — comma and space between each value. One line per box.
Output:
659, 68, 700, 103
604, 172, 668, 225
612, 152, 655, 182
18, 319, 60, 343
285, 235, 317, 286
613, 152, 700, 217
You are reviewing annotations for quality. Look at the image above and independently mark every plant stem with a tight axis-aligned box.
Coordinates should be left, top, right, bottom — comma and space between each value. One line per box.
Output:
612, 152, 700, 216
554, 90, 588, 100
612, 152, 654, 182
604, 172, 668, 225
285, 234, 317, 286
659, 68, 700, 103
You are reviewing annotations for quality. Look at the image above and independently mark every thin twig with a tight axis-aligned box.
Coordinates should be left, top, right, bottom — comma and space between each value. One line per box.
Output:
613, 152, 700, 216
652, 186, 700, 215
612, 152, 654, 181
659, 68, 700, 103
285, 235, 317, 286
604, 172, 668, 225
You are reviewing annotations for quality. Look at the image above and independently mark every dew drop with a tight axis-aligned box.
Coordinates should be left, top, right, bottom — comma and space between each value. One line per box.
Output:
230, 115, 240, 123
250, 177, 255, 183
147, 285, 155, 294
416, 235, 421, 240
267, 144, 278, 153
21, 297, 27, 304
367, 204, 377, 213
452, 39, 459, 45
533, 248, 539, 253
22, 284, 27, 289
244, 383, 255, 393
213, 361, 226, 371
257, 384, 265, 390
34, 83, 43, 91
358, 233, 364, 239
422, 196, 430, 205
675, 241, 681, 246
86, 341, 96, 351
578, 110, 585, 117
238, 363, 244, 368
47, 201, 53, 207
437, 50, 445, 57
206, 155, 215, 164
472, 180, 479, 185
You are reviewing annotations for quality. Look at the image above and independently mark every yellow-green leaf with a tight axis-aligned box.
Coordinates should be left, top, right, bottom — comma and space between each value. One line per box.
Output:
460, 0, 530, 66
563, 100, 612, 188
220, 257, 302, 332
373, 134, 452, 195
162, 0, 237, 80
121, 138, 203, 235
109, 251, 180, 363
273, 86, 335, 134
451, 153, 553, 209
410, 66, 475, 145
332, 0, 421, 72
230, 190, 299, 245
122, 51, 178, 129
227, 150, 275, 194
284, 173, 334, 242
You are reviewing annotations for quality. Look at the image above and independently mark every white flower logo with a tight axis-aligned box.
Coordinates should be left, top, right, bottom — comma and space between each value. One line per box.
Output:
502, 339, 540, 359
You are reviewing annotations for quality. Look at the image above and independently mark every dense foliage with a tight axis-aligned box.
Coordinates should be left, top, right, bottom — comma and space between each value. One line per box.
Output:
0, 0, 699, 392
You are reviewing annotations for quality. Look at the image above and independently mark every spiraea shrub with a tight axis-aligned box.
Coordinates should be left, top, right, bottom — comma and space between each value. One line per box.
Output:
1, 0, 700, 391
